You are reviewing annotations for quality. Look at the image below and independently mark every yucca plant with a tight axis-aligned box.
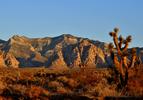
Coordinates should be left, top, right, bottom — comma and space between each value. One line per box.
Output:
108, 28, 137, 87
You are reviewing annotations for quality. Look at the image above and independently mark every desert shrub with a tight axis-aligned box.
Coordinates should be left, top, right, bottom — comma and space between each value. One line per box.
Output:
125, 65, 143, 96
57, 76, 79, 89
66, 78, 79, 88
70, 69, 104, 86
1, 85, 49, 99
48, 81, 63, 92
57, 76, 69, 83
48, 81, 63, 88
1, 84, 29, 99
94, 83, 119, 97
0, 80, 6, 94
25, 86, 49, 99
56, 87, 70, 94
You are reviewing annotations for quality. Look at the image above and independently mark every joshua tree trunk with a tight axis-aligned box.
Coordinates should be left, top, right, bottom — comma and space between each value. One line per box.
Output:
108, 28, 136, 87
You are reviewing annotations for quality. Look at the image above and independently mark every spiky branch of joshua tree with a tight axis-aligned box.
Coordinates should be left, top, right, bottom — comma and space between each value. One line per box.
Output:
109, 28, 137, 87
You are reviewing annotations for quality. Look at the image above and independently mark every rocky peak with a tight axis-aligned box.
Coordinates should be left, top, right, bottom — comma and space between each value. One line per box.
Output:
8, 35, 30, 45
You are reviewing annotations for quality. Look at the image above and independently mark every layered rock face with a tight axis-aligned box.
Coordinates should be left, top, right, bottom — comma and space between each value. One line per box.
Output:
0, 34, 109, 68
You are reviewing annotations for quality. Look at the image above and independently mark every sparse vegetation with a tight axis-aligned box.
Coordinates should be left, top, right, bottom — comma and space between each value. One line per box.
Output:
0, 68, 112, 99
0, 65, 142, 99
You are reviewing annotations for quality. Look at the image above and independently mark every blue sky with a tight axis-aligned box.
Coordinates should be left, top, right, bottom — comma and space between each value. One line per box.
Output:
0, 0, 143, 47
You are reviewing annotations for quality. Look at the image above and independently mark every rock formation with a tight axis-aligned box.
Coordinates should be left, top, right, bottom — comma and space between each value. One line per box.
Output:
0, 51, 19, 68
1, 34, 141, 68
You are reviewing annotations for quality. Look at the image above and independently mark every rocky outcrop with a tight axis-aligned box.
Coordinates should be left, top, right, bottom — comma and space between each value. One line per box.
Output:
0, 34, 109, 68
0, 51, 6, 67
0, 51, 19, 68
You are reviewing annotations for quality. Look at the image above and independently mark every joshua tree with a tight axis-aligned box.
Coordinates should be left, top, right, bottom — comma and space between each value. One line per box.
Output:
108, 28, 137, 87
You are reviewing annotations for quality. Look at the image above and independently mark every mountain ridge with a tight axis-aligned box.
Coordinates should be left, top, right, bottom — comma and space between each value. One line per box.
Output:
0, 34, 142, 68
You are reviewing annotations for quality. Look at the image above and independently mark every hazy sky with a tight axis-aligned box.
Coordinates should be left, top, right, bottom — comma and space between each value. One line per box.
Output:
0, 0, 143, 47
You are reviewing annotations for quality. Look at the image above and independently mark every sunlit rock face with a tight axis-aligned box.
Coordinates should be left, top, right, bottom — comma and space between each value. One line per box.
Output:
0, 34, 110, 68
0, 51, 19, 68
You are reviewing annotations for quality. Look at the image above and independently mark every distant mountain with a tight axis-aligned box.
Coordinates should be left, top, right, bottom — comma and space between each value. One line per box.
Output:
0, 34, 142, 68
0, 39, 6, 48
0, 34, 109, 68
135, 47, 143, 61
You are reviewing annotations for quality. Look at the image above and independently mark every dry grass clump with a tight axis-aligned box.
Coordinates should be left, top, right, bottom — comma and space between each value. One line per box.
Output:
56, 87, 70, 94
0, 80, 6, 94
66, 78, 79, 88
48, 81, 63, 92
25, 85, 49, 99
57, 76, 69, 83
57, 76, 79, 89
125, 65, 143, 96
94, 83, 119, 96
48, 81, 63, 88
69, 68, 111, 86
